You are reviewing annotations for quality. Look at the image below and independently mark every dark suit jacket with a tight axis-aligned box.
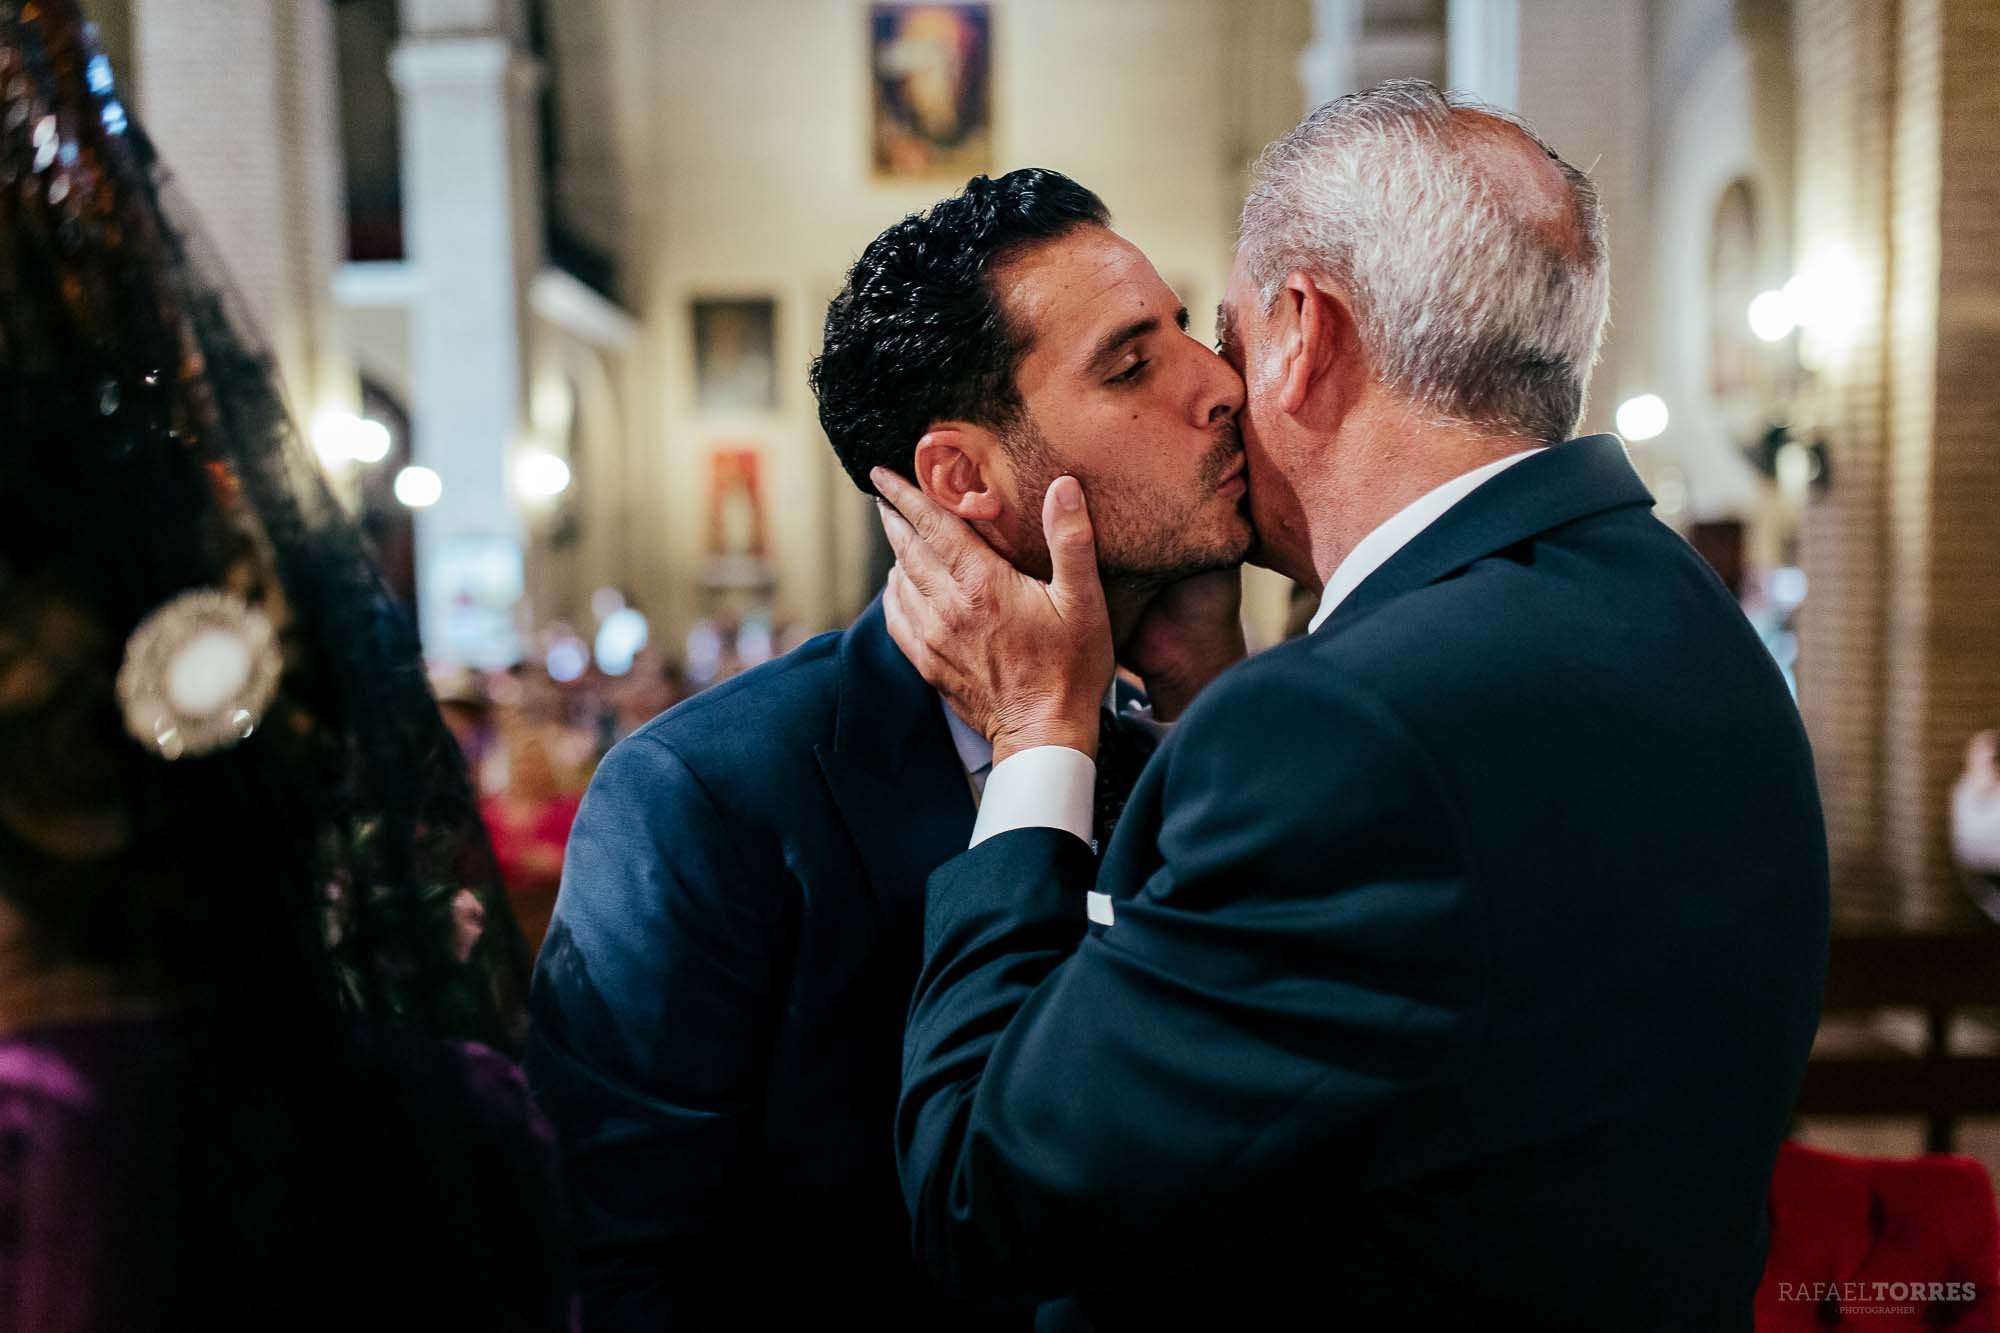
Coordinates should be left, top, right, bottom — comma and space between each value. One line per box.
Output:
527, 599, 1030, 1330
898, 435, 1831, 1331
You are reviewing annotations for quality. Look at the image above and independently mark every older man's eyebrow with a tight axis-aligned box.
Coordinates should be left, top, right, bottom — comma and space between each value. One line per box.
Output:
1214, 302, 1233, 344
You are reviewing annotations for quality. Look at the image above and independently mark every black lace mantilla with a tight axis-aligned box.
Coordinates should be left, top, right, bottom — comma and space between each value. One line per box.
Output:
0, 0, 528, 1053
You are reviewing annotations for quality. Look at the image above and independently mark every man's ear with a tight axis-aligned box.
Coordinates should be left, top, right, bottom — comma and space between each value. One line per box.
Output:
913, 426, 1005, 522
1276, 272, 1356, 417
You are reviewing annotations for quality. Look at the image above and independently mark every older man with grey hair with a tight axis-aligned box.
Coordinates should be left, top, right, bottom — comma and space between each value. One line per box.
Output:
874, 80, 1829, 1329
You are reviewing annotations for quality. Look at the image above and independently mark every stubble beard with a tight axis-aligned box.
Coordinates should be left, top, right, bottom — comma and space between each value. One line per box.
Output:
1003, 414, 1249, 590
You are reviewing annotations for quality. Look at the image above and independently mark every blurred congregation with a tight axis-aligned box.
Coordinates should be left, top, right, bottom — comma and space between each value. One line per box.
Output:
6, 0, 2000, 1328
430, 611, 814, 954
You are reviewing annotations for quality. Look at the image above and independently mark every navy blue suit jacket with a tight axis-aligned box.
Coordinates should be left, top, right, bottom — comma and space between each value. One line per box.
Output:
898, 436, 1831, 1330
527, 600, 1030, 1330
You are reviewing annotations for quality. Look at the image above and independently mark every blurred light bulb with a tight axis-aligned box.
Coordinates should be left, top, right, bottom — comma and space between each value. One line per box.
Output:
1747, 290, 1795, 343
394, 465, 442, 509
594, 608, 650, 677
313, 412, 393, 467
1616, 394, 1669, 442
312, 413, 353, 468
349, 418, 392, 464
1770, 566, 1808, 610
546, 633, 589, 683
1784, 248, 1867, 350
515, 450, 571, 500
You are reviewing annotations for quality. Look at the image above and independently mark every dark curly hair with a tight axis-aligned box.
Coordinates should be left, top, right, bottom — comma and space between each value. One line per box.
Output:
811, 168, 1109, 494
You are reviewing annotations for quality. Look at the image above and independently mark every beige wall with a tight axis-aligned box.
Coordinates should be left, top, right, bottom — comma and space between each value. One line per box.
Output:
625, 0, 1307, 644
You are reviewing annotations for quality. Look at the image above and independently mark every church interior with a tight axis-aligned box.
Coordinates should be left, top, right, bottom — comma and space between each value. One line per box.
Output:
57, 0, 2000, 1296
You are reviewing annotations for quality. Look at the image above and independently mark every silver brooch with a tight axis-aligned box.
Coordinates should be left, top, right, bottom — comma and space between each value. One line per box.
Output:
115, 588, 282, 760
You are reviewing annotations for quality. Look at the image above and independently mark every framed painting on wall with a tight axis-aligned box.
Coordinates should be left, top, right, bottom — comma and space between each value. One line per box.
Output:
693, 298, 777, 412
706, 447, 769, 560
870, 4, 992, 179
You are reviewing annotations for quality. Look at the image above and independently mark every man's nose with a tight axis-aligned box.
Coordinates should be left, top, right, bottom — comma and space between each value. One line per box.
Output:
1203, 348, 1246, 422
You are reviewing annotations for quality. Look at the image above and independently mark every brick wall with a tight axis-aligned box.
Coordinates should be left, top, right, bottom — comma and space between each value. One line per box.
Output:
1794, 0, 1894, 924
1925, 0, 2000, 913
1795, 0, 2000, 927
1880, 0, 1942, 922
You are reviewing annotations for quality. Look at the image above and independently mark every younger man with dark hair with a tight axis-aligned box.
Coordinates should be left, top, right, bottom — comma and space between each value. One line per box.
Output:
527, 168, 1252, 1329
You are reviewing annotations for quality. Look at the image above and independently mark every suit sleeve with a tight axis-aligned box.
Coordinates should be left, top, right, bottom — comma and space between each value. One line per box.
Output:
896, 660, 1486, 1304
526, 732, 786, 1330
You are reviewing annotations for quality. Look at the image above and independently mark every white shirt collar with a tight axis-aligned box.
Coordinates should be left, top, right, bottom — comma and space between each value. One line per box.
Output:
1307, 448, 1546, 634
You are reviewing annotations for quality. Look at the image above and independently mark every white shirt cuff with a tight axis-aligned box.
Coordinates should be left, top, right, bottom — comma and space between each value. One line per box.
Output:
969, 744, 1096, 849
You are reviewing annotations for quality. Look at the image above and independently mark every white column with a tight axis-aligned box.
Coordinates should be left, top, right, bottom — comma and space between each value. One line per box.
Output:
390, 1, 543, 666
1297, 0, 1362, 109
1447, 0, 1521, 111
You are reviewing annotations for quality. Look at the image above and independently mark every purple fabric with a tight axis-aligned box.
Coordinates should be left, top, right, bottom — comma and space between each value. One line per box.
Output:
0, 1017, 575, 1332
0, 1018, 170, 1333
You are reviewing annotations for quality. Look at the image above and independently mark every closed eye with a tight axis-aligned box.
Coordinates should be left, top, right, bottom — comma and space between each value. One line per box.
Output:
1108, 358, 1149, 385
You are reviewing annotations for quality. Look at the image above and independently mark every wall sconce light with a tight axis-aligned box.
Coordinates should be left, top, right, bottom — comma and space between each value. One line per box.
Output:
1740, 421, 1832, 498
1739, 255, 1852, 499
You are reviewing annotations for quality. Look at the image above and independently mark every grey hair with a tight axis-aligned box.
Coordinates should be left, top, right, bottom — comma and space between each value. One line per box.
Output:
1237, 79, 1610, 442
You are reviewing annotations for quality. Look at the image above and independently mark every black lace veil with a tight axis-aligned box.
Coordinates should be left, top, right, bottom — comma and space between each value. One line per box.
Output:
0, 6, 575, 1324
0, 0, 528, 1052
